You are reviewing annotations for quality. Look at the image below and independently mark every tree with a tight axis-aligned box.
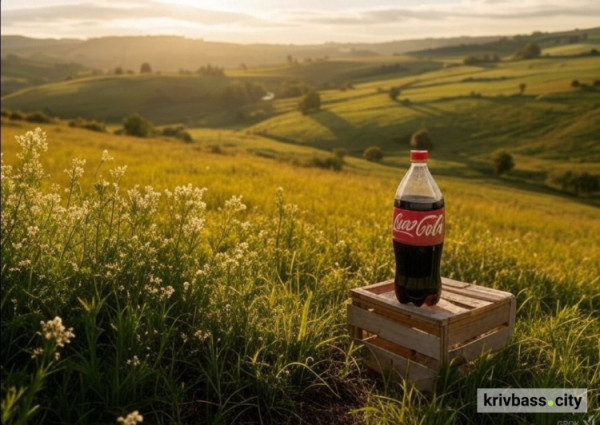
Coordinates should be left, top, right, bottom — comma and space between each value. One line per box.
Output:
298, 90, 321, 115
519, 83, 526, 95
514, 42, 541, 60
411, 128, 433, 150
571, 79, 580, 87
363, 146, 384, 162
492, 151, 514, 175
123, 114, 154, 138
140, 62, 152, 74
115, 66, 124, 75
287, 54, 293, 64
389, 86, 401, 100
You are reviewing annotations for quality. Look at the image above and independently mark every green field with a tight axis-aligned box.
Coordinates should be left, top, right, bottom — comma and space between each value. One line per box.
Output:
1, 119, 599, 424
1, 29, 600, 425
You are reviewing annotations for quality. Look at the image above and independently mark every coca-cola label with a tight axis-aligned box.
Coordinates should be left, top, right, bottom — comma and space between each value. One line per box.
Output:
392, 207, 445, 246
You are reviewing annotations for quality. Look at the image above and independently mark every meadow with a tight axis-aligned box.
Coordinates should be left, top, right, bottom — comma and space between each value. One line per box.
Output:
1, 120, 599, 424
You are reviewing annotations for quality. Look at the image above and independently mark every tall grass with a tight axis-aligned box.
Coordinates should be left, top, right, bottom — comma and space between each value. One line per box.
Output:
1, 128, 598, 424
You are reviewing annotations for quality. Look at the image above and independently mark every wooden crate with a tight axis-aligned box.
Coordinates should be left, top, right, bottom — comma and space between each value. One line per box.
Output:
348, 277, 516, 392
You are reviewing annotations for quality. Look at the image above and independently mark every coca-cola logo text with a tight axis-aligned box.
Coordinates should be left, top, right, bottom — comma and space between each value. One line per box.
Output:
392, 207, 445, 246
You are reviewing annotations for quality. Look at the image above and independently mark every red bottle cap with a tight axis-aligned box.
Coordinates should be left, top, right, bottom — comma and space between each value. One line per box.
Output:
410, 150, 428, 161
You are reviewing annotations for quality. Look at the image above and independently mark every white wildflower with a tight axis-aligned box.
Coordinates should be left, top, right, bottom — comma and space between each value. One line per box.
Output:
38, 317, 75, 347
117, 411, 143, 425
31, 348, 44, 359
127, 356, 141, 367
194, 330, 211, 342
101, 150, 114, 163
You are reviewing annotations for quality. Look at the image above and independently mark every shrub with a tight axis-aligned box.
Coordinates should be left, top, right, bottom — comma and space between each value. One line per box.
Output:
492, 151, 514, 175
389, 87, 401, 100
1, 109, 11, 118
140, 62, 152, 74
514, 42, 542, 60
298, 90, 321, 115
363, 146, 384, 162
161, 125, 193, 143
25, 111, 54, 123
547, 170, 600, 195
311, 155, 343, 171
571, 80, 580, 87
410, 128, 432, 150
123, 114, 154, 138
69, 118, 107, 133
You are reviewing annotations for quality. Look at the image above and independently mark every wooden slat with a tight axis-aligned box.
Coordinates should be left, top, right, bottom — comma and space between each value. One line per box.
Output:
348, 304, 441, 359
363, 340, 436, 386
378, 291, 466, 320
365, 335, 440, 370
444, 284, 513, 303
441, 277, 471, 288
352, 298, 442, 336
350, 288, 448, 325
448, 326, 511, 362
448, 304, 510, 346
442, 291, 492, 310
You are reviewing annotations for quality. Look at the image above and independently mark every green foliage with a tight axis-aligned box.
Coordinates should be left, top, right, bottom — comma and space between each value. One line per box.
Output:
196, 64, 225, 76
333, 148, 348, 159
362, 146, 384, 162
514, 42, 542, 60
139, 62, 152, 74
9, 110, 26, 121
69, 118, 107, 132
410, 128, 433, 150
25, 111, 54, 123
298, 90, 321, 115
492, 150, 514, 175
519, 83, 526, 95
1, 109, 11, 118
389, 86, 401, 100
547, 170, 600, 195
220, 81, 266, 106
123, 114, 154, 138
277, 81, 313, 98
161, 125, 193, 143
463, 53, 500, 65
310, 155, 344, 171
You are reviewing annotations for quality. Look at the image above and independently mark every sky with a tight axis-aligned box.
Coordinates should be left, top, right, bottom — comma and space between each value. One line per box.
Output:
2, 0, 599, 44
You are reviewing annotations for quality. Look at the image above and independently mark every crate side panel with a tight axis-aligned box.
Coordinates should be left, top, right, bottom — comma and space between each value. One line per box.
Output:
347, 304, 441, 360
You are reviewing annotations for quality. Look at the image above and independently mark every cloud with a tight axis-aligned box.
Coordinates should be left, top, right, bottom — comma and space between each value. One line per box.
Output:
1, 1, 274, 28
279, 0, 600, 26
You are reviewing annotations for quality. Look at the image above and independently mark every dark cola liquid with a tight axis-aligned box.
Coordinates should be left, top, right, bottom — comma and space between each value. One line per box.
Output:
393, 196, 444, 307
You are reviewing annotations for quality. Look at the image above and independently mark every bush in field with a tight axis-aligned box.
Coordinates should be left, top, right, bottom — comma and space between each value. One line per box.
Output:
389, 87, 401, 100
492, 150, 514, 175
9, 110, 26, 120
123, 114, 154, 138
547, 170, 600, 195
311, 155, 344, 171
410, 128, 433, 150
69, 118, 107, 133
298, 90, 321, 115
514, 42, 541, 60
140, 62, 152, 74
362, 146, 384, 162
221, 81, 266, 106
161, 125, 193, 143
25, 111, 54, 123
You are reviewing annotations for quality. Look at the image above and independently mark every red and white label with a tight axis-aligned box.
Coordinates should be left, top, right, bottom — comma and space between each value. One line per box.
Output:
392, 207, 445, 246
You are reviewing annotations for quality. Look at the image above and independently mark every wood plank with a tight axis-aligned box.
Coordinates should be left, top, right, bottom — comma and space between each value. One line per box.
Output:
448, 326, 511, 362
448, 304, 510, 346
363, 340, 437, 384
366, 335, 440, 370
350, 289, 447, 326
361, 280, 394, 295
352, 298, 442, 336
441, 277, 471, 288
348, 304, 441, 359
378, 291, 467, 319
441, 291, 492, 310
445, 285, 513, 302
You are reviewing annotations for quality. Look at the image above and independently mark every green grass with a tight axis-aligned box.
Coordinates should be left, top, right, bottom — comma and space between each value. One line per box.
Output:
1, 122, 599, 424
